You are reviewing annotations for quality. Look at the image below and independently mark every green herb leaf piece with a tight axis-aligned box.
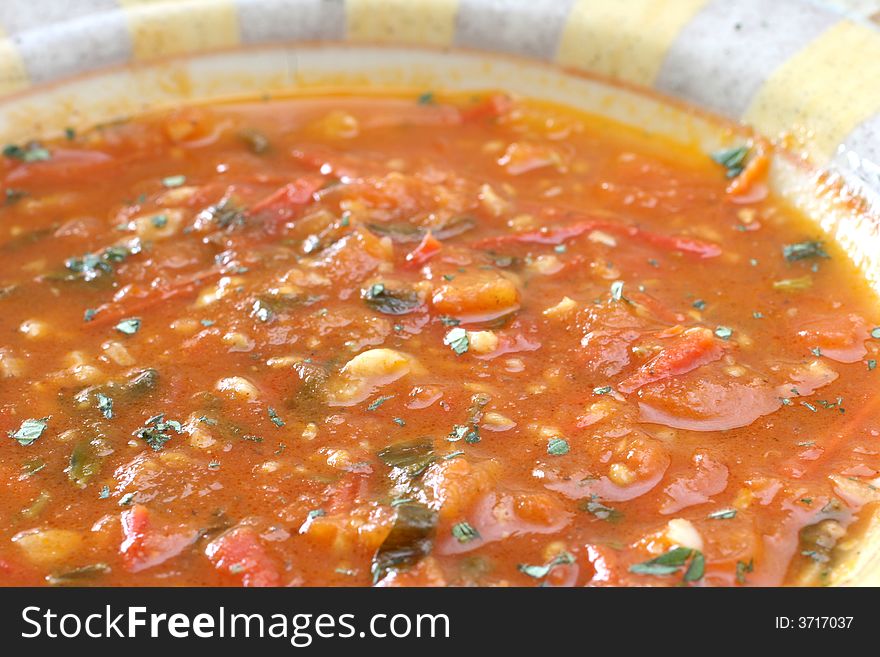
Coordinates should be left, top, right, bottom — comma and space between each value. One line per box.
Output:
517, 551, 576, 579
783, 241, 829, 262
444, 327, 469, 355
114, 318, 141, 335
371, 501, 438, 584
452, 521, 480, 543
46, 563, 110, 586
8, 417, 49, 446
377, 437, 436, 477
363, 283, 421, 315
267, 407, 285, 427
547, 437, 570, 456
629, 546, 694, 576
711, 145, 749, 178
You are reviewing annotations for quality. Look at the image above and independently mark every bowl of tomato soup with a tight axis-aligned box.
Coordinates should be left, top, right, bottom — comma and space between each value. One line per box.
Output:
1, 0, 880, 587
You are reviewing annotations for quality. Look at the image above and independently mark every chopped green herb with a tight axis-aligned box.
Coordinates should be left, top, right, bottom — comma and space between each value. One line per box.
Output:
8, 417, 49, 446
753, 311, 763, 319
868, 359, 877, 371
199, 198, 246, 229
708, 508, 737, 520
133, 414, 183, 451
692, 299, 706, 310
118, 492, 136, 506
629, 547, 704, 581
783, 240, 828, 262
3, 142, 51, 162
308, 509, 326, 520
580, 496, 622, 522
872, 327, 880, 339
711, 145, 749, 178
63, 243, 138, 282
46, 563, 110, 586
417, 91, 435, 105
367, 395, 394, 411
377, 437, 436, 477
161, 174, 186, 188
5, 188, 26, 204
363, 283, 421, 315
114, 318, 141, 335
683, 551, 705, 582
20, 458, 46, 478
593, 385, 613, 395
67, 440, 102, 488
96, 393, 114, 420
811, 346, 822, 357
610, 280, 625, 302
392, 417, 406, 427
517, 551, 575, 579
151, 214, 168, 228
371, 501, 438, 584
715, 326, 733, 340
444, 327, 470, 355
21, 490, 51, 519
736, 558, 754, 584
447, 424, 480, 444
238, 128, 270, 154
99, 485, 110, 499
83, 308, 97, 322
267, 407, 285, 427
438, 315, 460, 327
547, 437, 570, 456
452, 521, 480, 543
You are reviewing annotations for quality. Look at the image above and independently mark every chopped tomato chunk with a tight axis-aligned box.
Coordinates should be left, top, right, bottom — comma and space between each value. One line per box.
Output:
205, 527, 281, 587
120, 505, 197, 573
618, 327, 726, 393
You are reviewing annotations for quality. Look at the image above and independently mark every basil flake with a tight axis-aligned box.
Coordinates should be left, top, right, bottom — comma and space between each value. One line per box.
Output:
8, 417, 49, 446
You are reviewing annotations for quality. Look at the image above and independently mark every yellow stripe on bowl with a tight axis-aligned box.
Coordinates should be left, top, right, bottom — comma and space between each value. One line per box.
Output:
346, 0, 459, 46
745, 20, 880, 160
0, 32, 28, 95
556, 0, 707, 87
118, 0, 240, 61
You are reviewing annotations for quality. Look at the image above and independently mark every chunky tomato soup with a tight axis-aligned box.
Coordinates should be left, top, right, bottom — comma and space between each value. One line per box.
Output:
1, 92, 879, 587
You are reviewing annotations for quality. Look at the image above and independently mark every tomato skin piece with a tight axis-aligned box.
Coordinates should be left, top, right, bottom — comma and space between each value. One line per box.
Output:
120, 505, 151, 571
405, 231, 442, 267
473, 218, 722, 258
205, 526, 280, 587
660, 452, 729, 514
618, 327, 726, 393
458, 93, 513, 123
120, 504, 197, 573
795, 313, 869, 363
250, 177, 324, 214
85, 267, 222, 329
473, 220, 598, 247
4, 148, 114, 186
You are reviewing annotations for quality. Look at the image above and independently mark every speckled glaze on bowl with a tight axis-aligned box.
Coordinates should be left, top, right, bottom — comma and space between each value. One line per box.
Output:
2, 0, 880, 585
